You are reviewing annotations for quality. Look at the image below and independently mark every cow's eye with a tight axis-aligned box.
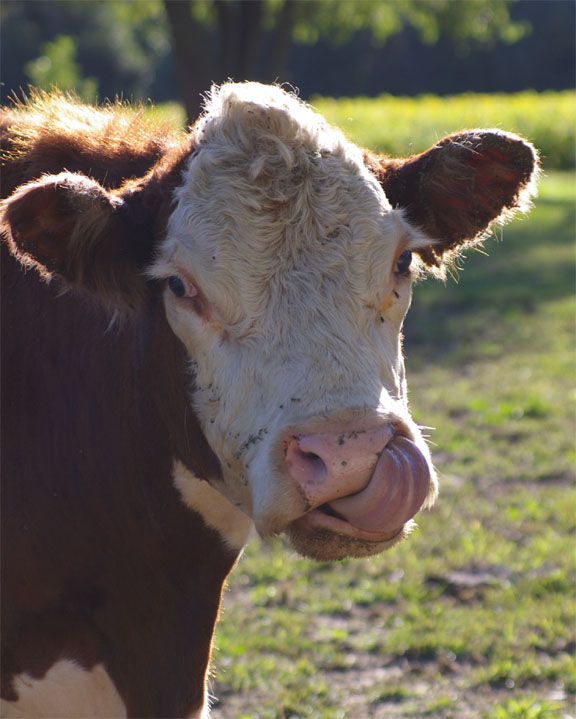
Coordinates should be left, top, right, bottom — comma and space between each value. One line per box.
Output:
396, 250, 412, 275
168, 276, 186, 297
167, 275, 197, 299
168, 276, 185, 297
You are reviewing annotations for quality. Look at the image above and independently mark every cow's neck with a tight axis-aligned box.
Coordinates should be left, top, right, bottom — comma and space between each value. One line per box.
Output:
1, 273, 240, 717
105, 298, 241, 716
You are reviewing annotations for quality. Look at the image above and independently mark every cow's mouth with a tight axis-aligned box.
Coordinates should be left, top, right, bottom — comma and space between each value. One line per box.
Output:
317, 503, 344, 520
285, 507, 409, 561
315, 502, 399, 539
284, 434, 433, 556
304, 504, 405, 543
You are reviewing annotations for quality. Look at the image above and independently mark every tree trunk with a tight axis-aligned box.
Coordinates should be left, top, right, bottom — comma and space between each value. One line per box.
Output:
214, 0, 263, 81
213, 0, 235, 79
265, 0, 296, 84
163, 0, 217, 123
238, 0, 263, 78
164, 0, 288, 121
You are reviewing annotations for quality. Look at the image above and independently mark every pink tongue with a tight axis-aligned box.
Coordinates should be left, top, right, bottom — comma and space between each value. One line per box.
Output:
328, 437, 430, 533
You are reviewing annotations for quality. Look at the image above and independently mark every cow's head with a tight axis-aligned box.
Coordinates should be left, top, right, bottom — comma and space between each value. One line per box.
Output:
2, 83, 538, 560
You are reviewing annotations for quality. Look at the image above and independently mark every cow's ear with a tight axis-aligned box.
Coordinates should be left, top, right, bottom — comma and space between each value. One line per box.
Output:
366, 130, 539, 266
1, 172, 158, 310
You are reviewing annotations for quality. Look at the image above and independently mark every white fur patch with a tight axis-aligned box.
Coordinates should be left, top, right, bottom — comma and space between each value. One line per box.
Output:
173, 460, 253, 551
149, 82, 437, 540
1, 660, 126, 718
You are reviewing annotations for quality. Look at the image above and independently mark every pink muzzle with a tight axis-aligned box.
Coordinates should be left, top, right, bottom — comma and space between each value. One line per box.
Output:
284, 425, 431, 535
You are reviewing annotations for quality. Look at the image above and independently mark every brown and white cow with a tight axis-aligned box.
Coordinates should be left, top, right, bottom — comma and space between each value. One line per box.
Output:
0, 83, 538, 717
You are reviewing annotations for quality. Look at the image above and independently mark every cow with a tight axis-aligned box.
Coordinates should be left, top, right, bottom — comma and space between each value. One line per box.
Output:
0, 82, 538, 718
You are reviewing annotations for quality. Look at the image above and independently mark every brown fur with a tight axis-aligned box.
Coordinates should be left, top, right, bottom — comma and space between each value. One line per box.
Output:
1, 90, 187, 195
1, 93, 193, 311
1, 237, 231, 715
1, 95, 230, 716
365, 129, 539, 267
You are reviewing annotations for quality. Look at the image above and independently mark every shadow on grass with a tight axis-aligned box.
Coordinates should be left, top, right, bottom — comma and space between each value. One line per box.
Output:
404, 174, 575, 366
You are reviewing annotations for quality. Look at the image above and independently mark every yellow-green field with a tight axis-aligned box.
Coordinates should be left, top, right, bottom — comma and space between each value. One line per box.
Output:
312, 91, 575, 170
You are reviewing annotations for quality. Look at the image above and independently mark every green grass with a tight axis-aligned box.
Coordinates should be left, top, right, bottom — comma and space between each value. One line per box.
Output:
210, 171, 575, 719
491, 697, 564, 719
312, 90, 576, 169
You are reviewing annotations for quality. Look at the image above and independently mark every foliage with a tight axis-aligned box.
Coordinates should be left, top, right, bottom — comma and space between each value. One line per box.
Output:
1, 1, 173, 103
312, 90, 576, 169
286, 0, 528, 46
3, 0, 526, 122
188, 0, 526, 47
25, 35, 97, 102
2, 1, 573, 120
207, 168, 575, 718
164, 0, 527, 120
491, 697, 564, 719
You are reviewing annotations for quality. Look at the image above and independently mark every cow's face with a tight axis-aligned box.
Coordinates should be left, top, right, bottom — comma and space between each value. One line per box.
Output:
149, 84, 438, 559
3, 83, 538, 560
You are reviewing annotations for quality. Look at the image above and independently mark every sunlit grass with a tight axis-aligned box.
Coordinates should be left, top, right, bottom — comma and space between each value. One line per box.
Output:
312, 90, 575, 169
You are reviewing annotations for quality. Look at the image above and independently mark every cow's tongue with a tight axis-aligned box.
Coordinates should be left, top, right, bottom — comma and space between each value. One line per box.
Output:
328, 436, 430, 533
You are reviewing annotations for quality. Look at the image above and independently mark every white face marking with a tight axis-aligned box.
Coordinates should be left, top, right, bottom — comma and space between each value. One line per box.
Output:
173, 460, 253, 551
149, 82, 436, 540
1, 660, 126, 718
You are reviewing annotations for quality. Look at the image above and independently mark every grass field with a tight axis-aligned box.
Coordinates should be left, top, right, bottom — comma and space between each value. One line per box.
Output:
312, 91, 575, 170
209, 168, 575, 719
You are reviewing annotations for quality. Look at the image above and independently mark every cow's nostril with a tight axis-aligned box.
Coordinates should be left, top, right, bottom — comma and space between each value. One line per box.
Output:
302, 451, 321, 462
284, 439, 330, 488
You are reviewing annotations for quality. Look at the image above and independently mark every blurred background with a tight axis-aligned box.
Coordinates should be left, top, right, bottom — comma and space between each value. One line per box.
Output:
1, 0, 574, 119
2, 2, 574, 718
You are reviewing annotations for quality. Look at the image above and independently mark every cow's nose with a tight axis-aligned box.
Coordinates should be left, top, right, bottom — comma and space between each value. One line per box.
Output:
284, 425, 396, 509
283, 423, 431, 535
